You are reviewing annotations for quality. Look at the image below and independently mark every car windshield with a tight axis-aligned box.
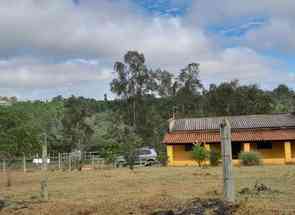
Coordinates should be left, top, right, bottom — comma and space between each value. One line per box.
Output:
137, 149, 150, 155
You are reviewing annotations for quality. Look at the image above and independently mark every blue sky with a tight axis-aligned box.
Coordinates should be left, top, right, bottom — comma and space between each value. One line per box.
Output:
0, 0, 294, 100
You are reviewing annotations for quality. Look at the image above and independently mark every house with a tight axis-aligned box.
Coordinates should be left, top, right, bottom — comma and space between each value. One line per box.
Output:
0, 100, 11, 106
162, 113, 295, 165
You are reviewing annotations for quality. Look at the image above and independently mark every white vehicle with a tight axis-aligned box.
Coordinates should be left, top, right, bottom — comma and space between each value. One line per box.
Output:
116, 147, 158, 167
32, 158, 50, 164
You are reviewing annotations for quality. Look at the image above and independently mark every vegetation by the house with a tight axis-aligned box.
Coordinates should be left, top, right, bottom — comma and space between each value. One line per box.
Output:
239, 151, 262, 166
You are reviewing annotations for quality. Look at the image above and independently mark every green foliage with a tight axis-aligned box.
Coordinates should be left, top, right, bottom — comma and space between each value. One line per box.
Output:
0, 51, 294, 160
0, 107, 40, 159
103, 113, 143, 169
204, 80, 273, 116
239, 151, 261, 166
209, 149, 221, 166
62, 96, 96, 151
192, 145, 209, 167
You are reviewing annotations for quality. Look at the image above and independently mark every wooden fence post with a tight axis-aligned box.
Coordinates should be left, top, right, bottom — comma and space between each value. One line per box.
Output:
58, 153, 61, 170
23, 153, 27, 173
41, 133, 48, 201
220, 118, 235, 203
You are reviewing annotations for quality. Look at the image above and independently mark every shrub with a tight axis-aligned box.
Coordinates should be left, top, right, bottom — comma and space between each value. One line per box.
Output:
192, 144, 209, 167
239, 151, 261, 166
157, 151, 168, 166
209, 149, 221, 166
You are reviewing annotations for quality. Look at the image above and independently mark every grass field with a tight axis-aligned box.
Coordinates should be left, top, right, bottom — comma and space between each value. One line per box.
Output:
1, 165, 295, 214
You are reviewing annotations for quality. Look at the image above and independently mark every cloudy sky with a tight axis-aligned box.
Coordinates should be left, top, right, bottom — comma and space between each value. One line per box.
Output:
0, 0, 294, 100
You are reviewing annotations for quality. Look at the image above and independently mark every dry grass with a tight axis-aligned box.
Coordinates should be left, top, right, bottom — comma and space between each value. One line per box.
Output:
1, 165, 295, 214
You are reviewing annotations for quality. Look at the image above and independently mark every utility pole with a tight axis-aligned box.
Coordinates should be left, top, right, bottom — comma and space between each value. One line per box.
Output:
220, 118, 235, 203
41, 133, 48, 201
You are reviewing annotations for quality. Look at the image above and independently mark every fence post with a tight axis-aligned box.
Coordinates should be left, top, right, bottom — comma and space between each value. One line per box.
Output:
58, 153, 61, 170
68, 153, 71, 171
41, 133, 48, 201
2, 159, 6, 173
23, 153, 27, 173
220, 118, 235, 203
91, 154, 95, 169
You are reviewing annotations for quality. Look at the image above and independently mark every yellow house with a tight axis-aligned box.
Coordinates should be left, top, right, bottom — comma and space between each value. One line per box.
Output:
162, 113, 295, 165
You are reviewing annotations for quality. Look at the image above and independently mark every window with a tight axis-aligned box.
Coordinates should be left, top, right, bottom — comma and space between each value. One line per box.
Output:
185, 144, 194, 151
137, 149, 150, 155
257, 141, 272, 149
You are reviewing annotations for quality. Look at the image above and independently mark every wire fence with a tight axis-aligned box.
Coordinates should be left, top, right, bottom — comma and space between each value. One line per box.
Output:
1, 151, 107, 172
0, 151, 159, 173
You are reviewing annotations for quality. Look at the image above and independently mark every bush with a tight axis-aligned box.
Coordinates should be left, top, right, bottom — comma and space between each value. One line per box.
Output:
239, 151, 261, 166
192, 144, 209, 167
209, 149, 221, 166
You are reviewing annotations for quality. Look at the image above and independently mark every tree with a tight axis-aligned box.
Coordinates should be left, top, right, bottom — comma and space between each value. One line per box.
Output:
0, 107, 39, 186
175, 63, 203, 117
271, 84, 295, 113
155, 69, 175, 97
192, 144, 209, 167
105, 113, 143, 170
111, 51, 155, 129
204, 80, 272, 116
62, 96, 96, 152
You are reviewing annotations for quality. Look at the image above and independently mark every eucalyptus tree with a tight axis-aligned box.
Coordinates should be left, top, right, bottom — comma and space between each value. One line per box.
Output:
175, 63, 204, 117
111, 51, 156, 129
271, 84, 295, 113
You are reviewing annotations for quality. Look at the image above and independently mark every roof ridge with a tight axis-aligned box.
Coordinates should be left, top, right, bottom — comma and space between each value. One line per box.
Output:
175, 112, 292, 120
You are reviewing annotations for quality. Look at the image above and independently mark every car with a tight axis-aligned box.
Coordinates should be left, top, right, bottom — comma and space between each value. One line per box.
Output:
115, 147, 158, 167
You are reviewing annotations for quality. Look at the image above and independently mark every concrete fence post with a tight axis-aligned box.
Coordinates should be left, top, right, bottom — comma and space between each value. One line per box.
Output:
220, 118, 235, 203
91, 154, 95, 169
68, 153, 71, 171
41, 133, 48, 201
2, 159, 6, 173
23, 153, 27, 173
58, 153, 61, 170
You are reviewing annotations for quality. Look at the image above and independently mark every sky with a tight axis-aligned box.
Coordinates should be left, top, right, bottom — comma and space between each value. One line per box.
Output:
0, 0, 294, 100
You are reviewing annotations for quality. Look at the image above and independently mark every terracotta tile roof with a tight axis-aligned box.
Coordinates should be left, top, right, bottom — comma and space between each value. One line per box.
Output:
162, 129, 295, 144
171, 113, 295, 132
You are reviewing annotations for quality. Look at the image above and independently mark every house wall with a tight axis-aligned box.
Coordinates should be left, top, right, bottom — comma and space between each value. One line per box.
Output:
172, 145, 198, 166
167, 141, 292, 166
252, 142, 285, 164
292, 142, 295, 158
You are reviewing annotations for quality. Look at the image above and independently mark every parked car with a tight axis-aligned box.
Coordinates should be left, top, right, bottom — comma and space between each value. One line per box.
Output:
115, 147, 158, 167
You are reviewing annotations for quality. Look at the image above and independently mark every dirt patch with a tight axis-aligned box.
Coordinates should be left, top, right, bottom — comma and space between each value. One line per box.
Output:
239, 182, 280, 195
152, 198, 239, 215
0, 198, 6, 210
0, 199, 98, 215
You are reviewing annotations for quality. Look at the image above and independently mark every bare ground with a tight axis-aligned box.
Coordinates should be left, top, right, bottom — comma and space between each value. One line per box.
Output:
1, 165, 295, 215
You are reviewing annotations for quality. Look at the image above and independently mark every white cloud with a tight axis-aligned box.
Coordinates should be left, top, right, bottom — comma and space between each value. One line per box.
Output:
0, 0, 294, 99
200, 47, 293, 88
244, 19, 295, 54
188, 0, 295, 54
0, 58, 112, 89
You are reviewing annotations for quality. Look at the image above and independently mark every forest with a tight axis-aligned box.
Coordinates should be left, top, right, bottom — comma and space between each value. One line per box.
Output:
0, 51, 294, 163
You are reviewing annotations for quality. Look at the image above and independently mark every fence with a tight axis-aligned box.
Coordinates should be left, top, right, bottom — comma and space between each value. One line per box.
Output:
1, 151, 106, 172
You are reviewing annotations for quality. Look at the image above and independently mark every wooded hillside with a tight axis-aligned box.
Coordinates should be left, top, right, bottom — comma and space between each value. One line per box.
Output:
0, 51, 294, 161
